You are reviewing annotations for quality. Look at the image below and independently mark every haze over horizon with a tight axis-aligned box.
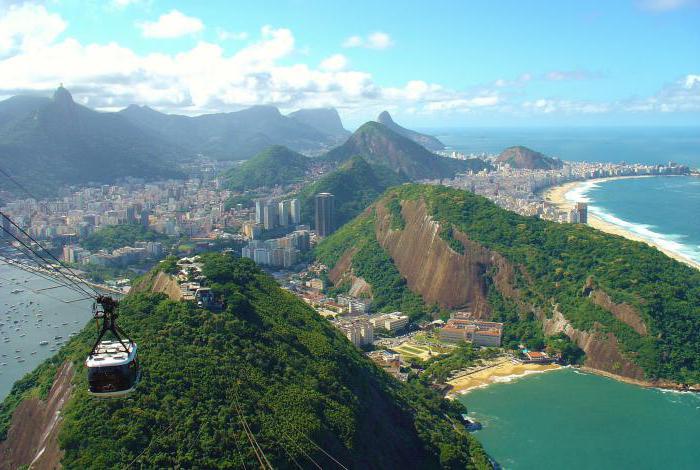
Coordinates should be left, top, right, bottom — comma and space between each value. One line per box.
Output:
0, 0, 698, 128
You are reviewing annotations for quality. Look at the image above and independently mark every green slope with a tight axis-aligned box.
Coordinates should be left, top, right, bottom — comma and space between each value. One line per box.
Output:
324, 122, 488, 180
298, 155, 406, 229
318, 184, 700, 384
1, 254, 490, 469
224, 145, 311, 191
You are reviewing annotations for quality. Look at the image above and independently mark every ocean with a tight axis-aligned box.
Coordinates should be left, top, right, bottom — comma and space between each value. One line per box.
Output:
0, 262, 92, 399
460, 368, 700, 470
427, 126, 700, 167
564, 176, 700, 266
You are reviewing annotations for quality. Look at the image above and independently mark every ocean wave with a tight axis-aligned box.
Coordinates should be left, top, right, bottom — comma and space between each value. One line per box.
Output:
564, 179, 700, 266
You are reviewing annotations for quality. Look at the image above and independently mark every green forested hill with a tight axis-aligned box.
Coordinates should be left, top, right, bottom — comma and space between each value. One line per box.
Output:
0, 254, 490, 469
323, 122, 488, 180
297, 155, 406, 228
317, 184, 700, 384
224, 145, 311, 191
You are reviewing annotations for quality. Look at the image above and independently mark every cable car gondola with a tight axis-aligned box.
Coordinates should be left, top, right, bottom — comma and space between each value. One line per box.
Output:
85, 296, 141, 397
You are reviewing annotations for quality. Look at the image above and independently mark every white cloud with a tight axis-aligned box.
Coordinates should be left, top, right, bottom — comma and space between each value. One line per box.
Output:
636, 0, 699, 11
0, 5, 696, 122
138, 10, 203, 39
111, 0, 142, 9
545, 70, 596, 81
217, 28, 248, 41
0, 3, 66, 59
343, 31, 393, 49
319, 54, 347, 72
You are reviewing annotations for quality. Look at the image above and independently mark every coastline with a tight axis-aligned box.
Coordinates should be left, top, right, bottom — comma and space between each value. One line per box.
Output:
445, 359, 561, 398
543, 176, 700, 271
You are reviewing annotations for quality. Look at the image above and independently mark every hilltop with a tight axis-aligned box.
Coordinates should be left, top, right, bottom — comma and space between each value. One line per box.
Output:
495, 146, 563, 170
317, 185, 700, 387
0, 86, 183, 195
223, 145, 312, 191
377, 111, 444, 150
0, 254, 490, 469
297, 155, 406, 229
288, 108, 351, 140
324, 122, 487, 180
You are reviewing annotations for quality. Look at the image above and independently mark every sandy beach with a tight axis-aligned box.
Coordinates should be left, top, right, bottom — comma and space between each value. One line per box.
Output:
446, 359, 560, 396
543, 177, 700, 271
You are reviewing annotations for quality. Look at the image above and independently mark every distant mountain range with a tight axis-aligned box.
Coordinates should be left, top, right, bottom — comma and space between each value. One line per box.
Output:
376, 111, 444, 150
0, 87, 352, 194
119, 105, 348, 160
496, 145, 563, 170
0, 86, 182, 195
223, 145, 311, 191
324, 121, 487, 180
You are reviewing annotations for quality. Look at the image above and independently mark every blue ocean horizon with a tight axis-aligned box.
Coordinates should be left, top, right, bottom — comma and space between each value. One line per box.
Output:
424, 126, 700, 167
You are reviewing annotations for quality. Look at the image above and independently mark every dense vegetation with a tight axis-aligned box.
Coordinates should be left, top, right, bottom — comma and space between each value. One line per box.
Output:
316, 212, 434, 320
388, 184, 700, 384
323, 122, 489, 180
223, 145, 311, 190
495, 145, 563, 170
297, 155, 405, 228
1, 254, 490, 468
81, 224, 168, 251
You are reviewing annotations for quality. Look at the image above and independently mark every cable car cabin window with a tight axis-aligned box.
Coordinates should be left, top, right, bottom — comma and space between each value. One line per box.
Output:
87, 363, 138, 393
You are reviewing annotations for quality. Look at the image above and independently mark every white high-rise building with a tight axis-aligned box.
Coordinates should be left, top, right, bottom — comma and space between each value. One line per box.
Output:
290, 198, 301, 225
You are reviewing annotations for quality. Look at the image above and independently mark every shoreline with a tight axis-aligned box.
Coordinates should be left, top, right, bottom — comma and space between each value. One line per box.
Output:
445, 359, 561, 397
543, 176, 700, 271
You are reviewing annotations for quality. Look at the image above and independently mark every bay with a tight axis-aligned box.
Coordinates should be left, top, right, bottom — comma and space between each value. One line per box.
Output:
460, 368, 700, 470
0, 262, 92, 400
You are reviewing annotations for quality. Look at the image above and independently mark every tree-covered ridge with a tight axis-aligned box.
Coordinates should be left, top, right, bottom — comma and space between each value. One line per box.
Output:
297, 155, 406, 228
223, 145, 311, 191
323, 121, 488, 180
389, 184, 700, 384
495, 146, 563, 170
1, 254, 490, 469
81, 224, 168, 251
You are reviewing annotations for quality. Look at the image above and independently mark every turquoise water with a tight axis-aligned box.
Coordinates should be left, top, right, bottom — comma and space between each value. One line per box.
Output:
460, 368, 700, 469
565, 176, 700, 265
0, 263, 92, 399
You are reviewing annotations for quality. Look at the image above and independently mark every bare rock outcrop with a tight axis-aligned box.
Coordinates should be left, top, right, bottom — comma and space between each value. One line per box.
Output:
0, 362, 75, 470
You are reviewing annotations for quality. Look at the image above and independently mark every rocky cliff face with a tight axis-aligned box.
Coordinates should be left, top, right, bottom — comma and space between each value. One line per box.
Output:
331, 196, 662, 383
0, 362, 74, 470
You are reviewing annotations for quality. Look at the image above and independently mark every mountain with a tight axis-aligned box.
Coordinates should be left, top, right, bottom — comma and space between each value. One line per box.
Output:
495, 146, 563, 170
297, 155, 406, 229
317, 184, 700, 387
288, 108, 351, 140
0, 254, 491, 469
376, 111, 444, 150
223, 145, 312, 191
0, 87, 183, 195
324, 122, 488, 180
119, 104, 348, 160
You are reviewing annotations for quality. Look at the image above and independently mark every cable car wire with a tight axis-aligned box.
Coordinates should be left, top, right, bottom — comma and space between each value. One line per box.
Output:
0, 211, 97, 298
0, 232, 92, 298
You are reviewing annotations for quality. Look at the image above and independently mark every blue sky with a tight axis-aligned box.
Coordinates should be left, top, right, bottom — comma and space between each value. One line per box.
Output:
0, 0, 698, 127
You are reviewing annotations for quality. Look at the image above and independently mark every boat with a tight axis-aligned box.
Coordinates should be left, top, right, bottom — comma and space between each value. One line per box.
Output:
10, 289, 23, 294
54, 335, 63, 340
39, 341, 49, 346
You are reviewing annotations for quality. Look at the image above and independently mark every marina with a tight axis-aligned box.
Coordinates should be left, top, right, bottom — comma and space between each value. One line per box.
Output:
0, 262, 92, 399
